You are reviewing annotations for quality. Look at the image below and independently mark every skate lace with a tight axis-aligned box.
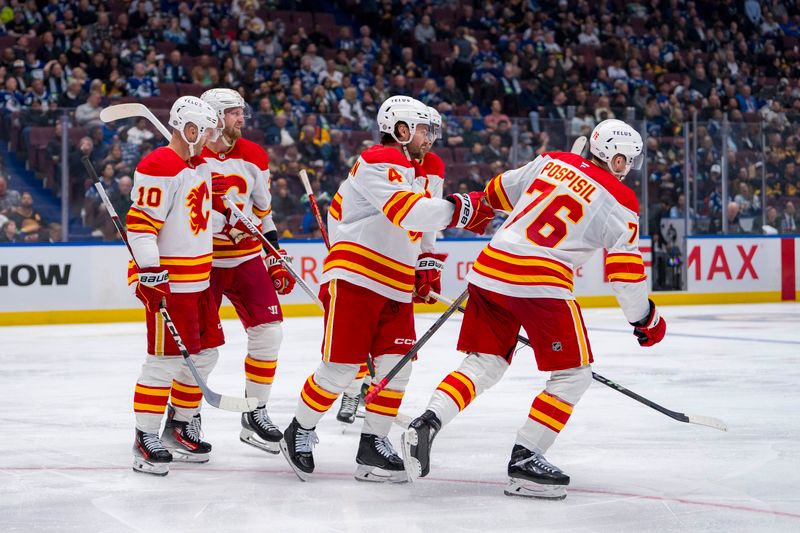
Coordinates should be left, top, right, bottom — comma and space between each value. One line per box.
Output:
340, 393, 360, 414
185, 415, 203, 443
374, 436, 398, 459
142, 432, 168, 453
295, 426, 319, 454
254, 407, 278, 431
512, 452, 561, 474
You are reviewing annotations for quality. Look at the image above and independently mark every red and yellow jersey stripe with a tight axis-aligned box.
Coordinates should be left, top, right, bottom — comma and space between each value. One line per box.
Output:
127, 253, 213, 286
382, 190, 425, 227
212, 236, 262, 260
471, 245, 573, 291
329, 192, 343, 221
252, 204, 271, 218
605, 252, 646, 283
126, 207, 164, 235
322, 241, 415, 293
484, 174, 514, 212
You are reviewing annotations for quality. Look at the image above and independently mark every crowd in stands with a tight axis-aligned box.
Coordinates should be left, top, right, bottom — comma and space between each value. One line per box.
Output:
0, 0, 800, 242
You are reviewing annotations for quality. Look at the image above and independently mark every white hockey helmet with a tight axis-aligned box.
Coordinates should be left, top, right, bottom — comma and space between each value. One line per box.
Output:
428, 106, 442, 142
377, 96, 432, 144
169, 96, 219, 147
201, 88, 251, 120
589, 119, 644, 179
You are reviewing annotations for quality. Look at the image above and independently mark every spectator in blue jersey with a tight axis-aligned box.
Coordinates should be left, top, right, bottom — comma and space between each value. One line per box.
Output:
125, 63, 159, 97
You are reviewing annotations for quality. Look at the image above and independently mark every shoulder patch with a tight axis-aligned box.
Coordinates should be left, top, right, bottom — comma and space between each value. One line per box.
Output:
553, 152, 640, 214
234, 137, 269, 171
136, 147, 189, 178
422, 152, 445, 178
360, 145, 413, 168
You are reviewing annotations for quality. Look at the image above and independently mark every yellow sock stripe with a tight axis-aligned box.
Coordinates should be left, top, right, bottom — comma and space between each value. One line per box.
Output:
450, 372, 476, 399
437, 382, 467, 410
170, 397, 201, 408
133, 402, 168, 413
365, 403, 399, 416
170, 381, 201, 394
307, 377, 338, 401
537, 392, 573, 415
134, 385, 170, 396
529, 408, 565, 431
245, 372, 274, 384
244, 357, 278, 369
300, 389, 332, 412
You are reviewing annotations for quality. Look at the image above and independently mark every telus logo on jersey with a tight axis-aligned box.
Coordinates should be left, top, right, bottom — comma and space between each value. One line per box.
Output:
186, 181, 210, 235
0, 264, 71, 287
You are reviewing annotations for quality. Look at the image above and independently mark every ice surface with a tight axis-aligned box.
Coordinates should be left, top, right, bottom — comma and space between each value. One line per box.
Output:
1, 303, 799, 532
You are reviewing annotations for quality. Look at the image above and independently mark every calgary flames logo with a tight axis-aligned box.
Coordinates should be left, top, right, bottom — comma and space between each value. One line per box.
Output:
211, 172, 248, 197
186, 181, 210, 235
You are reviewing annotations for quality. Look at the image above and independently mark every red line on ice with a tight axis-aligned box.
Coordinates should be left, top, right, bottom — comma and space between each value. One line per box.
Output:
5, 465, 799, 520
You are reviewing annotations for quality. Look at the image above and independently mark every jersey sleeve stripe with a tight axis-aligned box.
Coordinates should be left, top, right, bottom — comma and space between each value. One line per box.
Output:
127, 207, 164, 229
485, 175, 514, 212
329, 192, 343, 221
252, 205, 271, 218
393, 194, 424, 226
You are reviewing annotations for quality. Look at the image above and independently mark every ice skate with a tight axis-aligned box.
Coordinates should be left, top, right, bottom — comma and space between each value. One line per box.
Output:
503, 445, 569, 500
401, 409, 441, 481
336, 392, 360, 424
240, 405, 282, 454
279, 418, 318, 481
160, 404, 212, 463
355, 433, 407, 483
132, 429, 172, 476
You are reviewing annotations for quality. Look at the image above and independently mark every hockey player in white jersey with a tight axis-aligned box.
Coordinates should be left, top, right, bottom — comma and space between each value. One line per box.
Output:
127, 96, 222, 475
403, 119, 667, 499
280, 96, 495, 483
334, 106, 448, 425
195, 88, 295, 455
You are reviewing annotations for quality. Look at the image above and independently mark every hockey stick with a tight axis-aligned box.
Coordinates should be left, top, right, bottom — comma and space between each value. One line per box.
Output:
298, 169, 331, 249
428, 291, 727, 432
100, 103, 171, 139
363, 289, 469, 404
570, 135, 587, 156
83, 157, 258, 413
221, 194, 325, 310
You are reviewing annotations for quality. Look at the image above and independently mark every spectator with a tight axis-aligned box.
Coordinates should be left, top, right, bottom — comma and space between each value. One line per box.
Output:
338, 87, 368, 130
58, 79, 85, 109
125, 62, 159, 97
271, 177, 301, 220
75, 91, 103, 127
0, 220, 20, 243
191, 54, 220, 87
484, 99, 510, 131
126, 117, 155, 146
7, 191, 44, 238
440, 75, 466, 106
0, 175, 22, 212
162, 50, 191, 83
780, 201, 799, 233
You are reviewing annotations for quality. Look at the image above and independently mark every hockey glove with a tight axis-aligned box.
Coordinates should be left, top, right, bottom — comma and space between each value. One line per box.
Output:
220, 216, 256, 244
630, 299, 666, 347
446, 192, 495, 235
266, 249, 295, 295
135, 267, 170, 313
414, 252, 448, 303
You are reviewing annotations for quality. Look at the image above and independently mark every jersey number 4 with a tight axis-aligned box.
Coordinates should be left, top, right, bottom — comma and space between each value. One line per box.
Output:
508, 179, 584, 248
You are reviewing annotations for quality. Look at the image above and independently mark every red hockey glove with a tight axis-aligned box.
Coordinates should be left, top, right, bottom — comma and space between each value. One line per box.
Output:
135, 267, 170, 313
413, 252, 448, 303
220, 216, 255, 244
446, 192, 495, 235
266, 249, 295, 295
630, 299, 666, 347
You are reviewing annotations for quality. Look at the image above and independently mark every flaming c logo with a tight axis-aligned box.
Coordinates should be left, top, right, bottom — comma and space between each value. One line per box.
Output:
186, 181, 210, 235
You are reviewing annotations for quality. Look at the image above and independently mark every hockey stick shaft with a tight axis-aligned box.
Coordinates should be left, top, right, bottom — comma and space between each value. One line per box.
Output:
100, 103, 171, 139
298, 169, 331, 249
222, 194, 324, 310
363, 289, 469, 405
427, 291, 727, 431
83, 157, 257, 413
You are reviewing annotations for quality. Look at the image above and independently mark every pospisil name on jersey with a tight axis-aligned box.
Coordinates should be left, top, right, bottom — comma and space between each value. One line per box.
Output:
541, 161, 597, 203
0, 263, 71, 287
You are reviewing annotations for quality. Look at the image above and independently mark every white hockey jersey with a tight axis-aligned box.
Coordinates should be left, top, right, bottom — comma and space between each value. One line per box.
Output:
126, 147, 212, 293
419, 151, 445, 254
473, 151, 650, 323
322, 145, 456, 302
201, 138, 274, 268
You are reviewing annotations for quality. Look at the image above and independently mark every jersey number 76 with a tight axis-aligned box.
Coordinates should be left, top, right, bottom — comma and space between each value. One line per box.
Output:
507, 178, 585, 248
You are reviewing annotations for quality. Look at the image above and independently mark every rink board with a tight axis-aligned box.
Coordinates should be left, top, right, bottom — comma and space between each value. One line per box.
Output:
0, 236, 797, 325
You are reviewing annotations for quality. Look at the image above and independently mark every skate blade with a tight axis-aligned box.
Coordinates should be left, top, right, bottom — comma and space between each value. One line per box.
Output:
169, 449, 210, 463
132, 456, 169, 476
354, 464, 408, 483
401, 429, 422, 482
336, 414, 356, 424
504, 478, 567, 500
239, 428, 281, 455
279, 438, 310, 482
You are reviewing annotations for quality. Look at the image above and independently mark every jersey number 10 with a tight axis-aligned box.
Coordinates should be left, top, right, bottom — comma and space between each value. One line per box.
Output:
507, 179, 585, 248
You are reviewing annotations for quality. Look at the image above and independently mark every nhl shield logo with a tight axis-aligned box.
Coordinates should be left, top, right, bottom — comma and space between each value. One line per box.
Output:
551, 341, 563, 352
